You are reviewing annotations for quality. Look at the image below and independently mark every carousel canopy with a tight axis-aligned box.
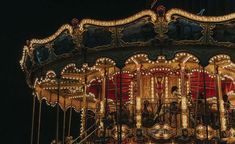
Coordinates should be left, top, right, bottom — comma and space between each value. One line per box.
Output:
20, 7, 235, 87
19, 5, 235, 144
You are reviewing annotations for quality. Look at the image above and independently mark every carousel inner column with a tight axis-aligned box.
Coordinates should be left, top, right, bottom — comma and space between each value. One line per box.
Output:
151, 76, 155, 102
129, 80, 135, 127
136, 64, 142, 129
180, 64, 188, 128
215, 65, 227, 132
100, 69, 106, 137
104, 66, 109, 138
164, 76, 168, 105
80, 76, 87, 139
164, 75, 169, 124
118, 69, 123, 144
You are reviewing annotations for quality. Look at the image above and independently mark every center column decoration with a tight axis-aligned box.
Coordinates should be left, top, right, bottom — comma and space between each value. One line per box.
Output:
81, 74, 87, 138
136, 64, 142, 129
164, 76, 169, 103
151, 76, 155, 102
100, 69, 106, 134
180, 64, 188, 128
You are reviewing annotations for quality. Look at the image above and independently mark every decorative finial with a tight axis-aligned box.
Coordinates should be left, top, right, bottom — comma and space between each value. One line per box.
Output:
156, 5, 166, 17
71, 18, 79, 27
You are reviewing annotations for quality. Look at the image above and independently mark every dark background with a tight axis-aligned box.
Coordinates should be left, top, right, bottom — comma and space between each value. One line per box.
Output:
2, 0, 235, 143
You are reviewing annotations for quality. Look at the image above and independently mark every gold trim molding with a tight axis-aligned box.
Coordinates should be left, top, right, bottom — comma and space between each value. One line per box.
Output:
29, 24, 73, 49
166, 8, 235, 23
79, 10, 157, 31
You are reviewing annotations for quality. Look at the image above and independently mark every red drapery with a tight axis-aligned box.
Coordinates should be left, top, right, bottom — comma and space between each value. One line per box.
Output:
190, 72, 216, 99
87, 72, 235, 101
222, 77, 235, 95
87, 73, 132, 102
190, 72, 235, 99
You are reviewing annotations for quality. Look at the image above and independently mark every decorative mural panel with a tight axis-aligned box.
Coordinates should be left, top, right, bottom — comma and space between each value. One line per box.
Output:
167, 19, 203, 41
213, 22, 235, 43
53, 34, 75, 55
121, 19, 156, 43
82, 27, 112, 48
33, 45, 49, 64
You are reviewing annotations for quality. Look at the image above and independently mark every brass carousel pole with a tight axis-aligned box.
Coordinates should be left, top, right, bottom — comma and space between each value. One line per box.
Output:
151, 76, 155, 102
214, 64, 227, 134
80, 75, 87, 139
213, 63, 222, 139
37, 96, 42, 144
177, 74, 181, 132
100, 69, 106, 137
114, 67, 119, 141
180, 63, 188, 128
118, 68, 123, 144
68, 100, 73, 137
104, 65, 108, 138
129, 80, 134, 125
62, 96, 66, 144
164, 76, 168, 105
202, 66, 209, 142
136, 64, 142, 129
30, 94, 36, 144
56, 78, 61, 143
80, 45, 88, 141
194, 65, 200, 130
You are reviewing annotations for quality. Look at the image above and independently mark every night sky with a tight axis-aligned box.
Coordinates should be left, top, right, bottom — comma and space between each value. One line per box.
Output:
2, 0, 235, 143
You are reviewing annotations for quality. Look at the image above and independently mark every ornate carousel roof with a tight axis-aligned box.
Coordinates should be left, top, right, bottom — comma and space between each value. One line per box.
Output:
20, 7, 235, 85
20, 6, 235, 144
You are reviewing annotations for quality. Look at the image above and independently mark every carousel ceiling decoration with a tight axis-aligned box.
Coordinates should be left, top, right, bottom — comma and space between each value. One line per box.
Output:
20, 5, 235, 144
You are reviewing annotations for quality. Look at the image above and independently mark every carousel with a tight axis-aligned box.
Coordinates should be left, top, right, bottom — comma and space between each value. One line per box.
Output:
20, 5, 235, 144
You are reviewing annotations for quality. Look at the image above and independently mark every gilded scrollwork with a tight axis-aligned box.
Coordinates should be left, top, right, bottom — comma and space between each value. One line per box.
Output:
200, 23, 215, 44
29, 24, 73, 49
79, 10, 157, 31
154, 17, 168, 40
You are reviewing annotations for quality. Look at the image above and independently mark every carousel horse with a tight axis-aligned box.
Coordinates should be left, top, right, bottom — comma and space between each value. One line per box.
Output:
223, 94, 231, 110
103, 112, 114, 129
153, 86, 182, 126
169, 86, 181, 127
195, 93, 206, 124
187, 92, 196, 127
121, 104, 131, 125
142, 100, 154, 127
65, 136, 73, 144
221, 126, 235, 144
111, 103, 130, 126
